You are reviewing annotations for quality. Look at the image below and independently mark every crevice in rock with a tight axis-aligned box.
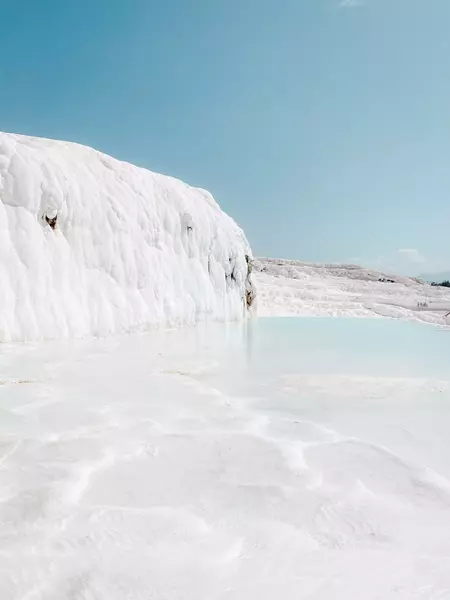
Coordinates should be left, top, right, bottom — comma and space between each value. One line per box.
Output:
244, 254, 256, 309
45, 214, 57, 230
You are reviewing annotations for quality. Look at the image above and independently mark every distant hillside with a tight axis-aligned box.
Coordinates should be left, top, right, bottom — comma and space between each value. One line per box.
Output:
254, 257, 450, 326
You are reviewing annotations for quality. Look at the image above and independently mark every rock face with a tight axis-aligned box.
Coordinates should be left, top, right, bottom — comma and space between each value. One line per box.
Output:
0, 132, 255, 341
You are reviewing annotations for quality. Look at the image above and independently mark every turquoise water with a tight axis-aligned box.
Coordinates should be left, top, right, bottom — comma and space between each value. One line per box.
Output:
216, 317, 450, 383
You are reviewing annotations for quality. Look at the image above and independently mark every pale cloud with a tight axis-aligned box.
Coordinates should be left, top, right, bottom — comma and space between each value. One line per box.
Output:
339, 0, 366, 8
397, 248, 425, 265
361, 249, 429, 275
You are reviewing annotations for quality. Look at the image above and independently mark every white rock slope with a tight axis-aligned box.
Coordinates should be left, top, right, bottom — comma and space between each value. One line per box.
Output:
255, 257, 450, 326
0, 132, 254, 341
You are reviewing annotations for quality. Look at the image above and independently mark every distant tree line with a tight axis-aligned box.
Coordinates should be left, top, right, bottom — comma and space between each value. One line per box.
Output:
431, 280, 450, 288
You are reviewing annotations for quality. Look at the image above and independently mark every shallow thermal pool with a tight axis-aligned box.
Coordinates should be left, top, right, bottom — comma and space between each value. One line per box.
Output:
1, 317, 450, 599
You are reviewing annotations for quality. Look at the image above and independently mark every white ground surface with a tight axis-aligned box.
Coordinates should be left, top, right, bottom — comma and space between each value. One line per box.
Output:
1, 318, 450, 600
254, 257, 450, 326
0, 132, 253, 341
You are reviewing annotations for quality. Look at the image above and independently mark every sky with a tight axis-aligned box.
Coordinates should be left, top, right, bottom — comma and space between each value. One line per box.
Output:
1, 0, 449, 275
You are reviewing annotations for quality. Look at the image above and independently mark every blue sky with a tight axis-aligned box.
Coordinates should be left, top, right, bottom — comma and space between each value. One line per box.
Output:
1, 0, 449, 274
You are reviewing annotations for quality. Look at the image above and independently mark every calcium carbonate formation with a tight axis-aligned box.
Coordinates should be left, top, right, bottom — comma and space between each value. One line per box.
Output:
0, 132, 255, 341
